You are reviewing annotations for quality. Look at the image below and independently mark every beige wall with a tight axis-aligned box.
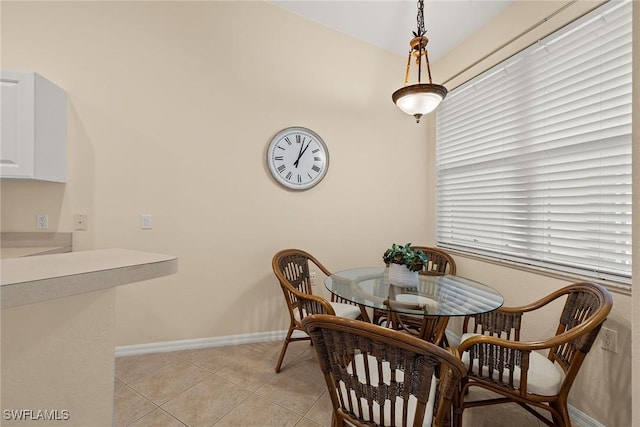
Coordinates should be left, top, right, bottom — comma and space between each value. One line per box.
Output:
0, 1, 633, 426
0, 0, 431, 342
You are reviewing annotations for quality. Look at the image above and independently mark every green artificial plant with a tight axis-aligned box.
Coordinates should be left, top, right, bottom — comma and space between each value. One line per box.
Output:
382, 243, 427, 272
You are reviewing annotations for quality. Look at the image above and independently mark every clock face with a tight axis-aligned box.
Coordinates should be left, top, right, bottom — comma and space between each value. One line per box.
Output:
267, 127, 329, 190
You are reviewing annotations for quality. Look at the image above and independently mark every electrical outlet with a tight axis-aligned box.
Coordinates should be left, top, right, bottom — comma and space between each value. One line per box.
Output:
601, 327, 617, 353
310, 272, 317, 285
36, 213, 48, 230
74, 214, 88, 231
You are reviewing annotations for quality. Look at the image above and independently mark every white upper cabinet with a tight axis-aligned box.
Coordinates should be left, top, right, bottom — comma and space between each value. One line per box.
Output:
1, 70, 67, 182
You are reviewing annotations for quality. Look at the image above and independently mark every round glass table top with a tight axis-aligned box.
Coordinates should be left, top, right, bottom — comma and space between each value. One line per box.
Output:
325, 267, 504, 317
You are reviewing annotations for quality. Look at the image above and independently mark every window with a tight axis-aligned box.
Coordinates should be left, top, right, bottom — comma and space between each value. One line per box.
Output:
436, 0, 632, 284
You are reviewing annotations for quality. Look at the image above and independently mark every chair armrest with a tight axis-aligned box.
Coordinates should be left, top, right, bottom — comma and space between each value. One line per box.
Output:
295, 290, 335, 316
457, 333, 539, 354
458, 319, 604, 355
462, 290, 581, 340
463, 287, 585, 336
497, 284, 594, 315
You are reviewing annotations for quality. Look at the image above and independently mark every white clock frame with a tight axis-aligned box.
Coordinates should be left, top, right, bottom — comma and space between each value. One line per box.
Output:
266, 127, 329, 191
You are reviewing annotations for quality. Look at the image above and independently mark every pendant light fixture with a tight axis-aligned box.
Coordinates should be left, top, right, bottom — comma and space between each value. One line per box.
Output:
392, 0, 447, 123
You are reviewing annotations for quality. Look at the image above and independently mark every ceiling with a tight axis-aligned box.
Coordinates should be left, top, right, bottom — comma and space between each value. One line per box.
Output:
271, 1, 512, 61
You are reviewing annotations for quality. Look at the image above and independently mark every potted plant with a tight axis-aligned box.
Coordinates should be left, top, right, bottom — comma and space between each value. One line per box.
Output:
383, 243, 427, 286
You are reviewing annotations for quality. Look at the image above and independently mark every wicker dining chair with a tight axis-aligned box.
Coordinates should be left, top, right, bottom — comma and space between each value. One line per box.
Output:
453, 282, 613, 427
302, 314, 467, 427
272, 249, 366, 373
375, 246, 456, 347
410, 246, 457, 276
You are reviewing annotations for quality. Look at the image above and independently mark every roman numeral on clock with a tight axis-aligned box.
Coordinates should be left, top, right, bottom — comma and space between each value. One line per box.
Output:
277, 165, 286, 173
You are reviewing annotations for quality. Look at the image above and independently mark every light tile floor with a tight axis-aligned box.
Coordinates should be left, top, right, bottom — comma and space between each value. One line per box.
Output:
114, 340, 555, 426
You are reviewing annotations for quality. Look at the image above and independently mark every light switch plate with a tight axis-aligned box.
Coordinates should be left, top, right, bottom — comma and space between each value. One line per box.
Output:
141, 214, 152, 230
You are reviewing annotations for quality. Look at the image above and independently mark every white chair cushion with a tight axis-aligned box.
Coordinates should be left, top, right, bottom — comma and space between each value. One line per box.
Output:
330, 302, 362, 320
293, 301, 361, 323
338, 353, 437, 427
460, 333, 565, 396
395, 294, 439, 312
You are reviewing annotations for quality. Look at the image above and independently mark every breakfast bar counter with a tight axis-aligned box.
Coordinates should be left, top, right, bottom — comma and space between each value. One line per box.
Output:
1, 248, 178, 309
1, 248, 178, 426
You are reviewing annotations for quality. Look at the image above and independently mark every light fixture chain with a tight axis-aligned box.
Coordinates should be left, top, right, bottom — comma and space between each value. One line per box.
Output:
416, 0, 426, 37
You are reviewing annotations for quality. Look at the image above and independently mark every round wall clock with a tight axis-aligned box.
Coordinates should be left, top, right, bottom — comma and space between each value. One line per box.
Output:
267, 127, 329, 190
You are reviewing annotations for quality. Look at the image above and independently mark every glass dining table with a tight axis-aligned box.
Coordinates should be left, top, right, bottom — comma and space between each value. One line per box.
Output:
324, 266, 504, 343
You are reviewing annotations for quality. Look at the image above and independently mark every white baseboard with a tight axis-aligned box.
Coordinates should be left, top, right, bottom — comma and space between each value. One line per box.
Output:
567, 408, 606, 427
115, 330, 289, 357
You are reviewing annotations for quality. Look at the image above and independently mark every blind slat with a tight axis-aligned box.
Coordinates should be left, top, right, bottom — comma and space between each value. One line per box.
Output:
435, 0, 632, 284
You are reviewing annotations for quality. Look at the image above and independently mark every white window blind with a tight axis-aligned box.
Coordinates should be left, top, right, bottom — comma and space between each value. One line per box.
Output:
436, 0, 632, 284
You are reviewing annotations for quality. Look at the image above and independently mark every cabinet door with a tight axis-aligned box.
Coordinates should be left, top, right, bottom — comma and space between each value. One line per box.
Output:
1, 71, 35, 178
1, 70, 66, 182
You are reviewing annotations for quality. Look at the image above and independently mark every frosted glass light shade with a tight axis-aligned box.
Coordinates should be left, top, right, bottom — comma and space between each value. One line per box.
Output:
392, 83, 448, 123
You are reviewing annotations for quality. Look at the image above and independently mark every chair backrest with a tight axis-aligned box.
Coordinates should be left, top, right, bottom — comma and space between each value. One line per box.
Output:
548, 282, 612, 380
302, 314, 466, 427
410, 246, 457, 275
272, 249, 335, 323
272, 248, 331, 295
462, 309, 523, 341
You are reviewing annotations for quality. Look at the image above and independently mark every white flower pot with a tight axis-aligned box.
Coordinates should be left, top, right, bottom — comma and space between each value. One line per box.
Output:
388, 263, 419, 287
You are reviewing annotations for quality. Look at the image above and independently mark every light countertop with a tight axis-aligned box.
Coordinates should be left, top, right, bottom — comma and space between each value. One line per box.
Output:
1, 248, 178, 309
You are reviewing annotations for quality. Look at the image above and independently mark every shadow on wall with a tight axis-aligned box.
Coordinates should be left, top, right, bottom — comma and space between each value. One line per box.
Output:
0, 180, 66, 232
226, 271, 290, 338
0, 101, 96, 252
577, 316, 632, 427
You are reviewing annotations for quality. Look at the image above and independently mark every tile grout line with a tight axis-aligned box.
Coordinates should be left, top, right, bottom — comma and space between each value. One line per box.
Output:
118, 382, 160, 427
115, 341, 325, 427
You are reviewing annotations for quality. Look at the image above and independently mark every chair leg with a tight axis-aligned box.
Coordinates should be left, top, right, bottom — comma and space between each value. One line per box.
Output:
452, 380, 468, 427
550, 399, 571, 427
452, 408, 462, 427
275, 326, 295, 373
331, 413, 339, 427
358, 305, 371, 323
441, 332, 450, 348
443, 400, 453, 427
452, 396, 462, 427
